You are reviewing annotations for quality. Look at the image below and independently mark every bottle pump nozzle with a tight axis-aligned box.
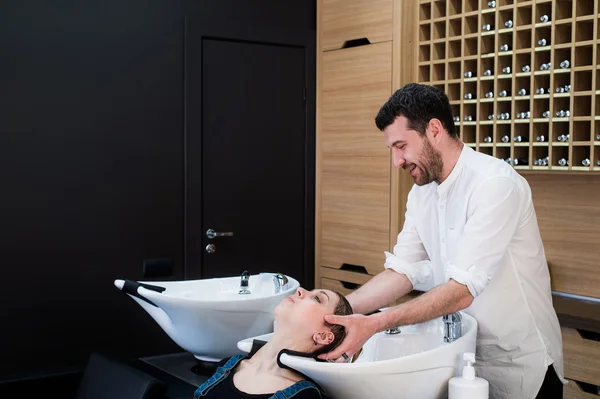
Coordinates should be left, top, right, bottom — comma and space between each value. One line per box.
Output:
462, 352, 476, 380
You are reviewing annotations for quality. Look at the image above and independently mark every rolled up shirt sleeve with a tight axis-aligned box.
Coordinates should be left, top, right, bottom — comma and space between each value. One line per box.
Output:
384, 188, 433, 289
446, 176, 522, 297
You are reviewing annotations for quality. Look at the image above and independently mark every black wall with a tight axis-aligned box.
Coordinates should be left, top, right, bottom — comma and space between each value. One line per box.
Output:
0, 0, 315, 379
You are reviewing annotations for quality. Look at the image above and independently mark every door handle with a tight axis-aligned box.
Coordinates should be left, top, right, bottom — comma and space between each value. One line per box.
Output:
206, 229, 234, 239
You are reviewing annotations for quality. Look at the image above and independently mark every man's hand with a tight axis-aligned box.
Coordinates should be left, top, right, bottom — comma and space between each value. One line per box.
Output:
317, 313, 378, 361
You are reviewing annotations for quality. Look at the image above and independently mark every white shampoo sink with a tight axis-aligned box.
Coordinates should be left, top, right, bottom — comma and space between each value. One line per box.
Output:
114, 272, 299, 361
238, 311, 477, 399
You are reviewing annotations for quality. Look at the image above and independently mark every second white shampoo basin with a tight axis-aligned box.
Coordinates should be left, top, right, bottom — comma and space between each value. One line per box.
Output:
237, 311, 478, 399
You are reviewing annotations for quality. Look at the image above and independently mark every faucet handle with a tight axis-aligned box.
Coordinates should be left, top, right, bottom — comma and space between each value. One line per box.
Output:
272, 273, 289, 293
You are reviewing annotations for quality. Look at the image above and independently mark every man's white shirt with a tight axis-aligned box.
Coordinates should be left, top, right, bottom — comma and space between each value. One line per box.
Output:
384, 144, 565, 399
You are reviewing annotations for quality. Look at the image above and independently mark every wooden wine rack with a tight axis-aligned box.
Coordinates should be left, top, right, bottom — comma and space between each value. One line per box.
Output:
417, 0, 600, 172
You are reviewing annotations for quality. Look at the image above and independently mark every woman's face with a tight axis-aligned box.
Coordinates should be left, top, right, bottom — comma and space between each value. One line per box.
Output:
274, 287, 339, 341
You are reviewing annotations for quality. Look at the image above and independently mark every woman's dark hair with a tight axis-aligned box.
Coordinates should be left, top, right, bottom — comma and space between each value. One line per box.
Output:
312, 291, 353, 357
374, 83, 458, 139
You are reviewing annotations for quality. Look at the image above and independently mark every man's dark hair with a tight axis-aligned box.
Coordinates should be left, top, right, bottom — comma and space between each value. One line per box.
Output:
374, 83, 458, 139
312, 291, 353, 357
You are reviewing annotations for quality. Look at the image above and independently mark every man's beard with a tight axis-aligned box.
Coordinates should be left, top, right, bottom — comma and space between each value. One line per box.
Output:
414, 137, 443, 186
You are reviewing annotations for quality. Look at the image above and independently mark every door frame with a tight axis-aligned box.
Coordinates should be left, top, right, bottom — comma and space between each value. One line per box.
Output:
183, 15, 316, 289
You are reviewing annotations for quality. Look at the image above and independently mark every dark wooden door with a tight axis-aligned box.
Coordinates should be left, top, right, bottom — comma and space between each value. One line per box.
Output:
186, 24, 314, 287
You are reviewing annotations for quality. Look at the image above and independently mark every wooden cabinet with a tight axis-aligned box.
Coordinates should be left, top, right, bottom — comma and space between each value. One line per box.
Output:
562, 327, 600, 387
316, 0, 416, 293
321, 0, 393, 51
321, 42, 392, 277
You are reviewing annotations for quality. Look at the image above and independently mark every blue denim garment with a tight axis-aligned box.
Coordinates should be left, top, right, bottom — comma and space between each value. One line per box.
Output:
194, 355, 322, 398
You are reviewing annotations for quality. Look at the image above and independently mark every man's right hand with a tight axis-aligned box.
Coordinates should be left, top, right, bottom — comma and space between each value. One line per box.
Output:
317, 313, 379, 361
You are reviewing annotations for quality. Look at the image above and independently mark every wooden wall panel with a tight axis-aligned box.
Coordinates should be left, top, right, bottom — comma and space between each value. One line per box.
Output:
527, 173, 600, 299
321, 0, 393, 51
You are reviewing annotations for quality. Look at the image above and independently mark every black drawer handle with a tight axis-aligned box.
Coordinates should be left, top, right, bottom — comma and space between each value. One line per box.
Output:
342, 38, 371, 49
340, 263, 369, 275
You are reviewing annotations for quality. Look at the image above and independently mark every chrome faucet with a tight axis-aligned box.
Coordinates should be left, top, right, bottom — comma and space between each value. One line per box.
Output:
273, 273, 289, 293
239, 270, 251, 294
385, 327, 401, 335
443, 312, 462, 342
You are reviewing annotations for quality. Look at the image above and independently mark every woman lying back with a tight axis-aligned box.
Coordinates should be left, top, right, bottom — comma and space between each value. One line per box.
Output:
194, 287, 353, 398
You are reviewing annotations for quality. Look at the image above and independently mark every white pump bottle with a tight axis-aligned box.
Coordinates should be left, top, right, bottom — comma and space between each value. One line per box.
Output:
448, 352, 489, 399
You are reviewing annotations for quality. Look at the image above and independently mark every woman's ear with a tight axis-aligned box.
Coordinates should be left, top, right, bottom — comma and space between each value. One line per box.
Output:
312, 332, 334, 346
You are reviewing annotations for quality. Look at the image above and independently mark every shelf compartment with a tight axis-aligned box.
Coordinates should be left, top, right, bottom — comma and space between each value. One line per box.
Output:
497, 124, 512, 144
552, 121, 570, 142
480, 101, 495, 122
554, 72, 571, 94
498, 53, 513, 76
535, 25, 551, 48
533, 145, 549, 167
498, 31, 513, 53
513, 146, 530, 167
419, 44, 431, 62
465, 14, 479, 35
534, 97, 550, 119
465, 0, 479, 13
497, 77, 512, 97
432, 62, 446, 81
500, 8, 514, 29
420, 23, 432, 41
516, 75, 531, 96
462, 124, 476, 143
433, 41, 446, 61
575, 45, 593, 68
447, 61, 461, 80
595, 145, 600, 167
419, 65, 431, 82
552, 146, 570, 167
433, 20, 446, 40
555, 23, 572, 45
448, 82, 461, 101
481, 79, 495, 100
498, 0, 514, 6
448, 39, 461, 59
575, 0, 594, 17
496, 145, 511, 163
514, 123, 531, 143
555, 1, 573, 21
463, 103, 477, 122
596, 94, 600, 116
516, 4, 533, 26
553, 96, 571, 117
595, 121, 600, 141
534, 74, 550, 95
464, 80, 477, 100
534, 50, 551, 72
479, 124, 494, 144
554, 48, 572, 71
420, 2, 432, 21
465, 37, 478, 57
516, 53, 531, 73
573, 95, 591, 117
573, 146, 591, 167
464, 59, 477, 78
533, 122, 549, 143
574, 70, 592, 92
451, 104, 460, 122
482, 11, 496, 33
573, 120, 592, 141
535, 2, 552, 24
515, 97, 531, 117
433, 1, 446, 19
575, 19, 593, 42
482, 35, 496, 56
448, 0, 462, 16
449, 17, 462, 38
497, 101, 512, 121
516, 29, 532, 50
